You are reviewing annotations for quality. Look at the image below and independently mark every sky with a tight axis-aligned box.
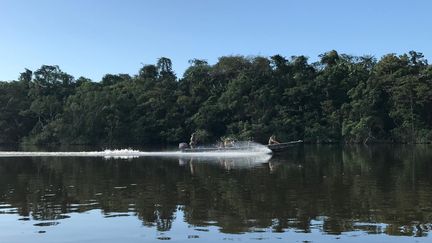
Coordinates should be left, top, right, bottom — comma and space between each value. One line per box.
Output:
0, 0, 431, 81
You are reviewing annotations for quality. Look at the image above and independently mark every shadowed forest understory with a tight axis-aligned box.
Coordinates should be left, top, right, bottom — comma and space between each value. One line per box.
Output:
1, 50, 431, 145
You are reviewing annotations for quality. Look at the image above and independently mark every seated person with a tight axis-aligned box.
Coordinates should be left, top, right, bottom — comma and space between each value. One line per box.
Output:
268, 135, 280, 145
223, 137, 235, 147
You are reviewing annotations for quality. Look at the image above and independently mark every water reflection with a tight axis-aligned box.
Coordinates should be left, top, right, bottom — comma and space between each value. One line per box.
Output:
179, 153, 272, 172
0, 145, 432, 240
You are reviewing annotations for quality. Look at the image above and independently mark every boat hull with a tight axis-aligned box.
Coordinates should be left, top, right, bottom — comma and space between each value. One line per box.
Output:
181, 140, 303, 153
181, 147, 255, 153
267, 140, 303, 152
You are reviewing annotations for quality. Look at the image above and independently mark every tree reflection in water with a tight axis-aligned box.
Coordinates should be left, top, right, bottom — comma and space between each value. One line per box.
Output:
0, 145, 431, 236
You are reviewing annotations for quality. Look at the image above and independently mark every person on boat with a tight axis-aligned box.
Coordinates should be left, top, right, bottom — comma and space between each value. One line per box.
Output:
189, 132, 197, 149
268, 135, 280, 145
216, 140, 224, 149
223, 137, 235, 147
179, 142, 189, 150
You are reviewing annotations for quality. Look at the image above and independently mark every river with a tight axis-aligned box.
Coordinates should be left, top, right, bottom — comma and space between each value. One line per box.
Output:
0, 145, 431, 242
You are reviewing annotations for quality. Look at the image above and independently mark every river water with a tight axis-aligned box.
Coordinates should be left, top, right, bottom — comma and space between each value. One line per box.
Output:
0, 145, 431, 242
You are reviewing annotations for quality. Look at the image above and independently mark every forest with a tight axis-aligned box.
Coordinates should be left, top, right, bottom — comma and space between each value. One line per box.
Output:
0, 50, 431, 145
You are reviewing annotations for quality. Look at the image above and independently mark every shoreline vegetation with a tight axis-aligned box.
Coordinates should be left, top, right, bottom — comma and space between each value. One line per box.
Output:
1, 50, 431, 145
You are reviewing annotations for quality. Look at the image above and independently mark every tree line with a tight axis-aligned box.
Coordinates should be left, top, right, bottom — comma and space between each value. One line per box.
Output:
0, 51, 431, 145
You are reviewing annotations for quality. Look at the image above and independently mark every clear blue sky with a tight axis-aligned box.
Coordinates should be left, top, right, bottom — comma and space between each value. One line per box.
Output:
1, 0, 431, 81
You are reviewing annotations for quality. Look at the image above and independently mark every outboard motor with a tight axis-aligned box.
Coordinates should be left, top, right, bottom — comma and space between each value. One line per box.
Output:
178, 142, 189, 151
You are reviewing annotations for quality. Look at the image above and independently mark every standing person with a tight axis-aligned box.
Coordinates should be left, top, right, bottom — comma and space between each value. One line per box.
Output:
189, 132, 197, 149
268, 135, 280, 145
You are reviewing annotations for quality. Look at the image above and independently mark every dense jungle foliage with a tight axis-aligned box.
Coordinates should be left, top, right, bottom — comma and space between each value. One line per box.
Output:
1, 51, 431, 145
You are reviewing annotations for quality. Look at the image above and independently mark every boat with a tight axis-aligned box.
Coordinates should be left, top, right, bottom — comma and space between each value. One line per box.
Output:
181, 146, 251, 153
180, 140, 303, 153
267, 140, 303, 152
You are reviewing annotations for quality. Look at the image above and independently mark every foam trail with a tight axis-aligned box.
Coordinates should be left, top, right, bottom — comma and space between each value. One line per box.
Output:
0, 142, 272, 160
0, 148, 272, 159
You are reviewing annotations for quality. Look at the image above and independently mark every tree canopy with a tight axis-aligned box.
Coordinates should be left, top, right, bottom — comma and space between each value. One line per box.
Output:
1, 51, 431, 145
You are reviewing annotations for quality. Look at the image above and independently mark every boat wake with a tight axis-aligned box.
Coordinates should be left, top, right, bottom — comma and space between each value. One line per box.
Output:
0, 143, 272, 160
